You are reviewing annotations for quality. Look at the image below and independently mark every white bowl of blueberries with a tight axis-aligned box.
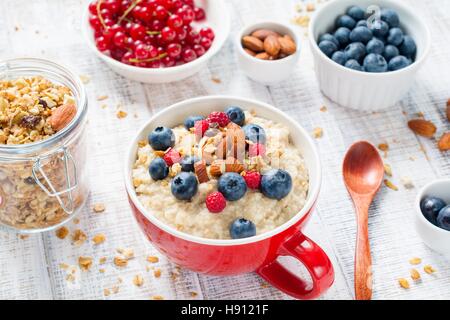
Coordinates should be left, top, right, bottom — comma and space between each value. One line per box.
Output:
309, 0, 430, 111
416, 179, 450, 257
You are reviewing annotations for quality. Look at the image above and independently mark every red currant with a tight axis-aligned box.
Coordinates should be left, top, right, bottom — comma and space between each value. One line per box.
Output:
200, 27, 214, 40
113, 31, 126, 47
95, 36, 110, 51
194, 7, 205, 21
176, 27, 187, 41
155, 5, 168, 20
162, 55, 175, 67
104, 0, 120, 14
88, 2, 99, 15
182, 48, 197, 62
130, 23, 146, 40
200, 37, 212, 49
121, 51, 134, 64
186, 30, 200, 45
161, 26, 176, 42
193, 44, 205, 57
135, 43, 150, 59
167, 14, 183, 29
177, 6, 195, 24
151, 19, 164, 31
89, 15, 102, 30
167, 43, 182, 58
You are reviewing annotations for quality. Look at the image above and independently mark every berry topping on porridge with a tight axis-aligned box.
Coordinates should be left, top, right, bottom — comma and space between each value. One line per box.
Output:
132, 108, 309, 239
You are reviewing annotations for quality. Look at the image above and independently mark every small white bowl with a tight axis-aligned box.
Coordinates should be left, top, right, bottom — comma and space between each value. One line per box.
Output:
82, 0, 230, 84
236, 21, 301, 85
309, 0, 431, 111
415, 179, 450, 257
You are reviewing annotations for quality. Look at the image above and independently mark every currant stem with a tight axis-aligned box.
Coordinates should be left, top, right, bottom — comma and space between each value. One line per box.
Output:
118, 0, 142, 24
146, 31, 161, 35
96, 0, 108, 30
129, 53, 168, 63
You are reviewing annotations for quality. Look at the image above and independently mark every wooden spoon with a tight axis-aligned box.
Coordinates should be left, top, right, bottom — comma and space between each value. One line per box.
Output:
343, 141, 384, 300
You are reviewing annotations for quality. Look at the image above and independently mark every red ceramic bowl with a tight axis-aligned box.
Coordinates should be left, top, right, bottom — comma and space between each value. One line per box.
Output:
124, 96, 334, 299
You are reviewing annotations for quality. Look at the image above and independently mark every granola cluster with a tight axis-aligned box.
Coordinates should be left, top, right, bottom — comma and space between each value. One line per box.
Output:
0, 76, 86, 230
0, 76, 75, 145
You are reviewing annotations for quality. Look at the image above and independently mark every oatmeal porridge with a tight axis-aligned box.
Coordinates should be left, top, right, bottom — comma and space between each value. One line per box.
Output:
132, 107, 309, 240
0, 76, 87, 230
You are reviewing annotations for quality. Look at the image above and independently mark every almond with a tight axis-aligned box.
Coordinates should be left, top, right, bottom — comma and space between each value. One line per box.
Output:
255, 52, 270, 60
225, 157, 244, 174
438, 132, 450, 151
278, 35, 297, 55
242, 36, 264, 52
194, 160, 209, 183
49, 103, 77, 131
446, 99, 450, 122
210, 160, 225, 177
407, 119, 437, 138
244, 48, 256, 56
251, 29, 280, 41
263, 35, 281, 56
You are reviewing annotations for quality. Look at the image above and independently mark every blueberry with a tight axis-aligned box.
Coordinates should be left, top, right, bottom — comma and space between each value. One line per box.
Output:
149, 126, 175, 151
347, 6, 365, 21
344, 42, 366, 61
318, 40, 338, 58
180, 155, 200, 172
387, 28, 404, 46
149, 158, 169, 181
336, 15, 356, 30
319, 33, 339, 47
184, 115, 204, 130
363, 53, 388, 73
334, 27, 351, 47
261, 169, 292, 200
331, 51, 347, 65
420, 196, 446, 225
230, 218, 256, 239
345, 59, 364, 71
381, 8, 400, 28
366, 38, 385, 55
349, 26, 373, 44
388, 55, 411, 71
437, 205, 450, 231
218, 173, 247, 201
369, 19, 389, 38
242, 124, 266, 144
171, 172, 198, 200
356, 20, 368, 28
225, 106, 245, 126
383, 44, 400, 61
399, 35, 417, 59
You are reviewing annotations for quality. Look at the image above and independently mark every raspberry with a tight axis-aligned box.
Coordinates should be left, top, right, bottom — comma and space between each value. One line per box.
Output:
243, 171, 261, 190
194, 119, 209, 137
205, 191, 226, 213
248, 143, 266, 157
163, 148, 181, 166
206, 111, 230, 127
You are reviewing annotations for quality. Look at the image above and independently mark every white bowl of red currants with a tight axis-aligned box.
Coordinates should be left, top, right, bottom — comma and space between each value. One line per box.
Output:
415, 179, 450, 257
82, 0, 230, 83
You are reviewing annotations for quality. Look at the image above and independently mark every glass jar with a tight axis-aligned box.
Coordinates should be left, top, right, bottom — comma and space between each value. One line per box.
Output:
0, 58, 89, 233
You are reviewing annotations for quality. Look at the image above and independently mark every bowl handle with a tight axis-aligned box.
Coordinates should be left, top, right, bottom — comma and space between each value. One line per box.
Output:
256, 232, 334, 300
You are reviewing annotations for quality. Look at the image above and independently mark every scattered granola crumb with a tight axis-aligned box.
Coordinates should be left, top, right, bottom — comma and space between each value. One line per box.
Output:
133, 274, 144, 287
312, 127, 323, 138
261, 282, 269, 288
72, 218, 80, 224
401, 176, 415, 189
79, 75, 91, 84
294, 3, 303, 12
99, 268, 105, 273
189, 291, 198, 298
410, 269, 421, 281
116, 110, 128, 119
384, 179, 398, 191
409, 257, 422, 265
59, 263, 69, 270
56, 226, 69, 239
383, 163, 392, 177
306, 3, 315, 11
114, 256, 128, 268
93, 203, 105, 213
111, 286, 120, 294
99, 257, 107, 264
72, 229, 87, 246
154, 269, 162, 278
211, 77, 221, 84
14, 26, 20, 32
97, 95, 108, 101
19, 234, 29, 240
78, 256, 93, 271
117, 248, 134, 259
92, 233, 106, 245
147, 256, 159, 263
291, 15, 310, 27
152, 295, 164, 300
378, 143, 389, 152
104, 288, 111, 297
424, 265, 436, 274
398, 278, 410, 289
101, 104, 107, 109
320, 105, 328, 112
170, 271, 179, 281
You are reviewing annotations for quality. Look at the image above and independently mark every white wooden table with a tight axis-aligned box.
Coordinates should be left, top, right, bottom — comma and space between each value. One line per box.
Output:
0, 0, 449, 300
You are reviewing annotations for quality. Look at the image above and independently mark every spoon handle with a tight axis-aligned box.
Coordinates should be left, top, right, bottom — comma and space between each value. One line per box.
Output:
354, 201, 372, 300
